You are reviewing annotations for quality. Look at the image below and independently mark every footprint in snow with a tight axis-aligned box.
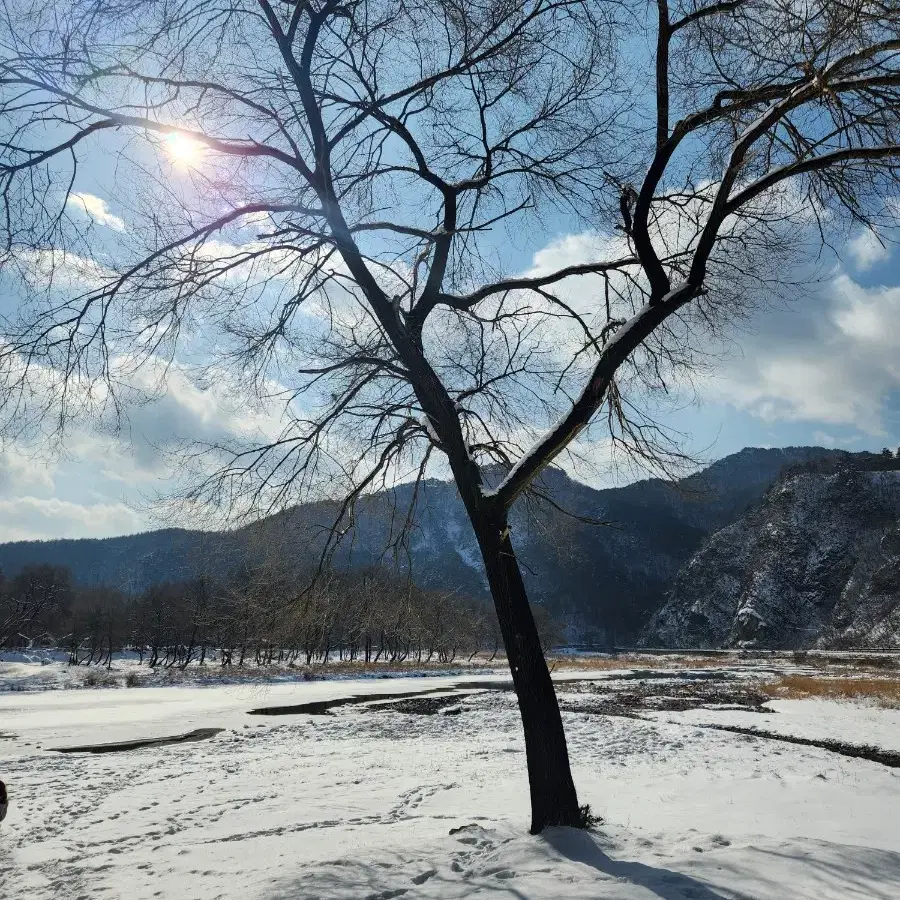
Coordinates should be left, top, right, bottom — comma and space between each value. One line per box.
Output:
481, 866, 516, 879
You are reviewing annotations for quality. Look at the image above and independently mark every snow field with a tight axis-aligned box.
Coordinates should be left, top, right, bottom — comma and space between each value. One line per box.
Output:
1, 668, 899, 899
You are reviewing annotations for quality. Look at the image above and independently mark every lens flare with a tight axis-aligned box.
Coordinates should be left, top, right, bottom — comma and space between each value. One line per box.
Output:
165, 132, 203, 166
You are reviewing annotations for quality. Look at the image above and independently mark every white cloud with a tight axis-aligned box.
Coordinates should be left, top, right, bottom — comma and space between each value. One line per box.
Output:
0, 345, 292, 539
0, 448, 56, 497
528, 232, 623, 276
812, 430, 838, 447
709, 273, 900, 435
82, 361, 287, 484
847, 228, 891, 270
15, 248, 116, 290
0, 496, 142, 542
66, 192, 126, 231
831, 275, 900, 349
719, 354, 885, 431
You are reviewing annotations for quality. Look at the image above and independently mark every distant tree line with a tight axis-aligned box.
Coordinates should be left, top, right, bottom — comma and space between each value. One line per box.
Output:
0, 563, 562, 667
784, 450, 900, 479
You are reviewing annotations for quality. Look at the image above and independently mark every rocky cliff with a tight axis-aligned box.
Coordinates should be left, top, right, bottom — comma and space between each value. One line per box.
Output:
642, 467, 900, 649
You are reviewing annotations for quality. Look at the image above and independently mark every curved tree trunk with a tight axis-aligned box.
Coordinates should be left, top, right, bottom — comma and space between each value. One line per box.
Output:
472, 514, 581, 834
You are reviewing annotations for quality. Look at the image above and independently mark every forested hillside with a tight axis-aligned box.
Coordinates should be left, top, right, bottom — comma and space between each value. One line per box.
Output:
1, 447, 847, 641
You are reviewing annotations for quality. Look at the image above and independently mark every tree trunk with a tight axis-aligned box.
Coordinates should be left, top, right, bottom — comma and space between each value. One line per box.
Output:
473, 514, 582, 834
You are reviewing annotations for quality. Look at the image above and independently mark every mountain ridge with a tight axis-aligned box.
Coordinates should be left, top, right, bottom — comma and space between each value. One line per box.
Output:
0, 446, 853, 640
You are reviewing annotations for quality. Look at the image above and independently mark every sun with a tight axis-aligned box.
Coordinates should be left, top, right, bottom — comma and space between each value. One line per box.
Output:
165, 132, 203, 167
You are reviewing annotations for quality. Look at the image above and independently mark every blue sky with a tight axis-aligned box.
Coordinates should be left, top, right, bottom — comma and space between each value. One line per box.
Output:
2, 27, 900, 545
2, 199, 898, 544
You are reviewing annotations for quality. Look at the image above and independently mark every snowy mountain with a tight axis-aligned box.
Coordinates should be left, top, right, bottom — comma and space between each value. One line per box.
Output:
0, 446, 851, 641
642, 462, 900, 649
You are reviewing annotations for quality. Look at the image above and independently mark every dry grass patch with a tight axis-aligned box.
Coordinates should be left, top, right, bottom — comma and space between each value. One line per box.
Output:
548, 653, 731, 672
791, 652, 899, 673
761, 674, 900, 708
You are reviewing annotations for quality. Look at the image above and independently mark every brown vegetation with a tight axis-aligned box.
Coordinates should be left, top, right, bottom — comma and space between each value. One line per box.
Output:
549, 653, 747, 672
761, 675, 900, 708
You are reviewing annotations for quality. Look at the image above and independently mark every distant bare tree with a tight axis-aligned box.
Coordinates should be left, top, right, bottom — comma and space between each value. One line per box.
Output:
68, 584, 129, 668
0, 564, 74, 649
2, 0, 899, 831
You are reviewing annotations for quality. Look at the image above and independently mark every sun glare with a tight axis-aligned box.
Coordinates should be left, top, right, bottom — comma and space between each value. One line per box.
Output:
165, 132, 203, 166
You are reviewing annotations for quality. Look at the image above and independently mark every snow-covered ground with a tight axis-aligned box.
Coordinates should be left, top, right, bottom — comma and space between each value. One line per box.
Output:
1, 664, 899, 899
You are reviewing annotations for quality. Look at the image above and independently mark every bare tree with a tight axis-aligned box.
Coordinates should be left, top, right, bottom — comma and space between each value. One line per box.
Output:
0, 564, 74, 649
2, 0, 899, 831
68, 584, 130, 668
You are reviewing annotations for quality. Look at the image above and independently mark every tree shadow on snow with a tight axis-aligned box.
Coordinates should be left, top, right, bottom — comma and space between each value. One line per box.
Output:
265, 828, 738, 900
541, 828, 735, 900
266, 859, 531, 900
267, 859, 535, 900
544, 830, 900, 900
